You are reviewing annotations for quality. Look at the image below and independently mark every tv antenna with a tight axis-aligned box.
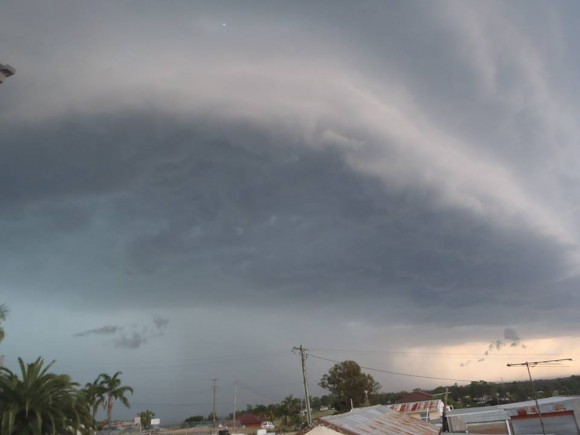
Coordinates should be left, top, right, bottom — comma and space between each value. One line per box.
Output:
507, 358, 572, 435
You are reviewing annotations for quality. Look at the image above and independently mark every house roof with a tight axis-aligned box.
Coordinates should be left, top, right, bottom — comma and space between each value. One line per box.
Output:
305, 425, 343, 435
235, 414, 262, 425
389, 399, 443, 413
319, 405, 439, 435
395, 391, 435, 403
448, 395, 580, 417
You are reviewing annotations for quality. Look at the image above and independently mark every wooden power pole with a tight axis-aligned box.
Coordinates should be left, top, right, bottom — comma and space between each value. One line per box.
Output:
211, 378, 218, 428
293, 345, 313, 426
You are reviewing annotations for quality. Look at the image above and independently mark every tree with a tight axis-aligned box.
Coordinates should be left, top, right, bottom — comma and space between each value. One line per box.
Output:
0, 357, 93, 434
82, 377, 106, 431
319, 360, 380, 412
0, 304, 8, 343
139, 409, 155, 429
280, 395, 301, 429
97, 371, 133, 432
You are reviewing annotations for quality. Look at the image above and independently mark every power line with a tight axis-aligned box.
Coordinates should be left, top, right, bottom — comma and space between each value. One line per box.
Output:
55, 351, 290, 370
131, 401, 224, 407
309, 347, 580, 359
308, 353, 476, 383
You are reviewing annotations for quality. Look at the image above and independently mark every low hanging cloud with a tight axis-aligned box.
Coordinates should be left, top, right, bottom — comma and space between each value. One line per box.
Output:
460, 327, 526, 367
74, 316, 169, 349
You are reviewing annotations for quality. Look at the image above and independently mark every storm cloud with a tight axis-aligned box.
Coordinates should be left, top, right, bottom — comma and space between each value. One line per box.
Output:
2, 0, 580, 422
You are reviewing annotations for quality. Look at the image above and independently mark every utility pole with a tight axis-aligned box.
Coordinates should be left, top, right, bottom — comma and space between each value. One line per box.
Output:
433, 387, 450, 432
233, 381, 237, 431
507, 358, 572, 435
293, 345, 312, 427
211, 378, 218, 428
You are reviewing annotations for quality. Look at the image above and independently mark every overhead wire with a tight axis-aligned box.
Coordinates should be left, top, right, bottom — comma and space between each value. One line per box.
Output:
55, 350, 290, 371
308, 347, 580, 359
308, 353, 476, 383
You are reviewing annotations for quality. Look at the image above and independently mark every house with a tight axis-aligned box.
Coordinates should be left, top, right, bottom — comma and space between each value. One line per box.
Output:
315, 404, 440, 434
389, 391, 446, 422
389, 399, 446, 422
395, 391, 436, 404
234, 414, 263, 427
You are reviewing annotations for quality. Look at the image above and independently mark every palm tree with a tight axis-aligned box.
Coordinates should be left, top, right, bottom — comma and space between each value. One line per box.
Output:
83, 378, 106, 432
98, 371, 133, 433
138, 409, 155, 429
280, 395, 301, 429
0, 304, 8, 343
0, 357, 93, 434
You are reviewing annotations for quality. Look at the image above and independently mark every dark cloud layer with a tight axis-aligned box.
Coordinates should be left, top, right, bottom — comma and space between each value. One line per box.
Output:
0, 112, 577, 329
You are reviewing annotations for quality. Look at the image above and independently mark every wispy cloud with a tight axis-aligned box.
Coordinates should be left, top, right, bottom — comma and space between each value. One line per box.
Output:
74, 325, 120, 337
74, 316, 169, 349
460, 327, 527, 366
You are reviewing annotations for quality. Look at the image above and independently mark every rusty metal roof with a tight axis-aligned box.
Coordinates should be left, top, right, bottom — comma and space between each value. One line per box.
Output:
389, 399, 443, 413
319, 405, 440, 435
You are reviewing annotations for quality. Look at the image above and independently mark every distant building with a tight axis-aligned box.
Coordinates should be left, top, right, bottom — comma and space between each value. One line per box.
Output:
389, 399, 446, 422
235, 413, 262, 427
389, 391, 446, 422
395, 391, 436, 403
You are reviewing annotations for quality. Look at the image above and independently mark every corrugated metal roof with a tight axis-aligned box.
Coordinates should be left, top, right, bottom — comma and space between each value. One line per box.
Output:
320, 405, 440, 435
449, 395, 580, 417
306, 425, 343, 435
389, 399, 443, 413
502, 395, 580, 409
446, 396, 580, 432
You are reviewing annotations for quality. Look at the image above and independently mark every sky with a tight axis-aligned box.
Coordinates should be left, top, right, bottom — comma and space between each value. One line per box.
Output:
2, 0, 580, 424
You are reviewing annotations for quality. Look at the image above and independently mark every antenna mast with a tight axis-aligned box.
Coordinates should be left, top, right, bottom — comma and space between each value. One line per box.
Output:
507, 358, 572, 435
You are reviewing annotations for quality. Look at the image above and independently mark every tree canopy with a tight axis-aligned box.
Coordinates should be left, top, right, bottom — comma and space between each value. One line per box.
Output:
0, 304, 8, 344
139, 409, 155, 429
82, 377, 107, 428
97, 371, 133, 431
0, 357, 93, 435
319, 360, 380, 412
